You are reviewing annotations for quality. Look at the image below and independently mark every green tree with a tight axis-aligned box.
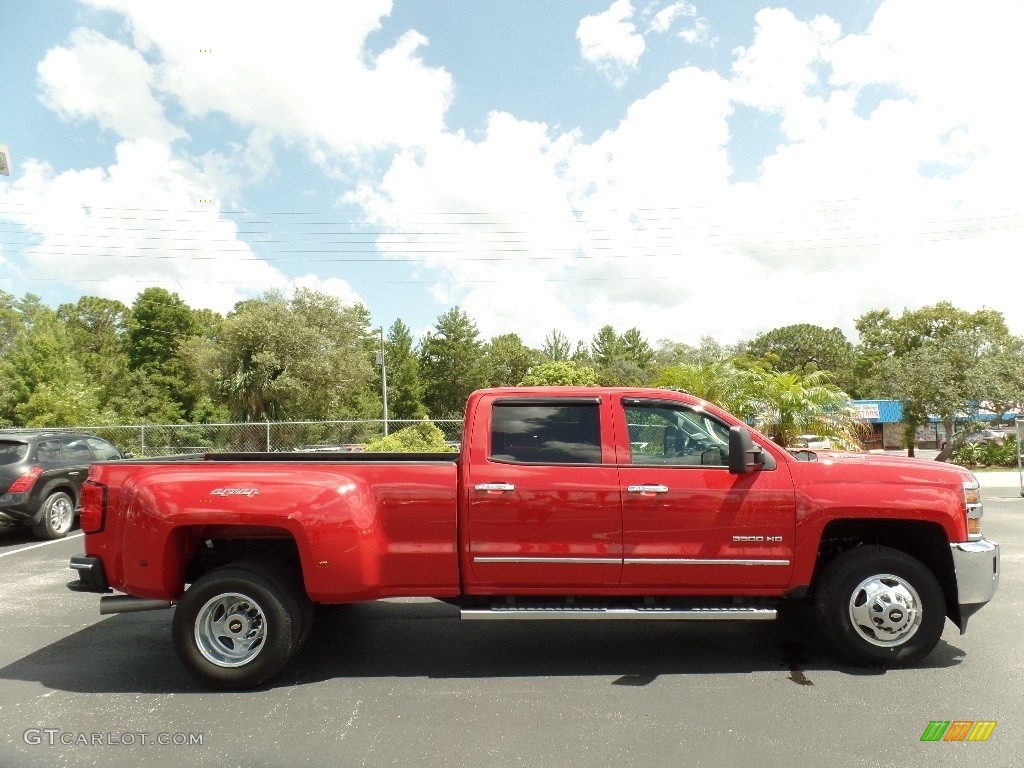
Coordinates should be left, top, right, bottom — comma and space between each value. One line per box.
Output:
0, 290, 20, 356
419, 308, 487, 417
590, 325, 655, 386
746, 368, 862, 449
655, 359, 758, 420
127, 288, 203, 418
978, 338, 1024, 427
57, 296, 131, 412
744, 324, 857, 395
15, 379, 104, 427
382, 319, 427, 419
856, 302, 1012, 458
214, 289, 376, 421
654, 336, 740, 368
484, 333, 539, 387
519, 360, 598, 386
540, 329, 571, 361
0, 295, 90, 426
591, 325, 625, 368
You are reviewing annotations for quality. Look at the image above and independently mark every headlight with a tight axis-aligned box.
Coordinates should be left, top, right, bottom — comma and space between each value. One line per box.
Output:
963, 480, 983, 541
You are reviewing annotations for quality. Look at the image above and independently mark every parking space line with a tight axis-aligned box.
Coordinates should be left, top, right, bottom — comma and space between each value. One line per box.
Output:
0, 532, 83, 559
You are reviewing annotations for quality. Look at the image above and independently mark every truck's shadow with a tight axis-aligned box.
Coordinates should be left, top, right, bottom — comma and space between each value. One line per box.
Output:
0, 600, 966, 694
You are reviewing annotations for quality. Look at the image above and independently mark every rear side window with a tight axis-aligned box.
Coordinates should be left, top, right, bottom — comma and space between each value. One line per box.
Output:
36, 440, 62, 463
0, 441, 29, 465
490, 403, 602, 464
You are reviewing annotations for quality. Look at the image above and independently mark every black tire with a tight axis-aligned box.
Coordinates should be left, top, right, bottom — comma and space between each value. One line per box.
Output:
815, 545, 945, 668
172, 566, 299, 689
231, 559, 314, 652
31, 491, 75, 540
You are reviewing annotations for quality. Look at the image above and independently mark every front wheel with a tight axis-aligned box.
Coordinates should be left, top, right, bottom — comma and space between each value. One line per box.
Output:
815, 545, 946, 667
172, 566, 299, 689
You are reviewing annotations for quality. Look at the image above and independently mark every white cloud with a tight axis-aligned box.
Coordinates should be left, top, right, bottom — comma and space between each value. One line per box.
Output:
37, 28, 186, 143
81, 0, 454, 157
343, 0, 1024, 347
678, 18, 712, 46
648, 2, 696, 33
11, 0, 1024, 350
0, 139, 287, 314
578, 0, 646, 86
288, 274, 364, 308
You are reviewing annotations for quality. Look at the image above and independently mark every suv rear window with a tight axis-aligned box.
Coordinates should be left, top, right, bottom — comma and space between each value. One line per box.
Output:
0, 441, 29, 465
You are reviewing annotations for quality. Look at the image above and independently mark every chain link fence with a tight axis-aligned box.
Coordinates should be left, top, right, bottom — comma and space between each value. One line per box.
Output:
0, 419, 463, 458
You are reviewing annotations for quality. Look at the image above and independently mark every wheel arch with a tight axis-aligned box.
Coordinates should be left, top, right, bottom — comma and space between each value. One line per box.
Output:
181, 529, 306, 595
811, 518, 960, 628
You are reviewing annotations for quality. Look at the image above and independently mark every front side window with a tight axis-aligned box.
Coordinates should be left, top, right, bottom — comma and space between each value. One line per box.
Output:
625, 403, 731, 467
86, 438, 122, 461
490, 403, 602, 464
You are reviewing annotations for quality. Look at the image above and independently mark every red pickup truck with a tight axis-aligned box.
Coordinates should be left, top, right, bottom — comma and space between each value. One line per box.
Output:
68, 387, 999, 689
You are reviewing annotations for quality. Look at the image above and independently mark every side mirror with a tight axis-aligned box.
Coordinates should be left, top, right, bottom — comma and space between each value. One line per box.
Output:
729, 426, 770, 474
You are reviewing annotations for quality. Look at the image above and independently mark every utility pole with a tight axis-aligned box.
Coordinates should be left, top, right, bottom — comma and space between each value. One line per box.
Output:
377, 327, 389, 436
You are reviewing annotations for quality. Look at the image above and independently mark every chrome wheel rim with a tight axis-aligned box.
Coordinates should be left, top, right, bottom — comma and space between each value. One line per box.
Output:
848, 573, 922, 647
194, 593, 267, 667
49, 496, 73, 534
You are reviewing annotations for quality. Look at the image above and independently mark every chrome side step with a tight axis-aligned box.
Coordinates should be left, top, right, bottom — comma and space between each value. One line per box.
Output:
461, 606, 777, 621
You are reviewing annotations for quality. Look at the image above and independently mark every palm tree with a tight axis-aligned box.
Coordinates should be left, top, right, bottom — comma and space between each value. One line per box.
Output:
655, 359, 760, 421
746, 369, 864, 449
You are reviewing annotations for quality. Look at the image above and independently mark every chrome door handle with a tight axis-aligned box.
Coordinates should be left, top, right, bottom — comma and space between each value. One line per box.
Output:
627, 484, 669, 494
474, 483, 516, 493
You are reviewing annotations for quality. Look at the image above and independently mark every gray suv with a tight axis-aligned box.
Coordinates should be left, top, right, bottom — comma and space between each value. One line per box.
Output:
0, 432, 126, 540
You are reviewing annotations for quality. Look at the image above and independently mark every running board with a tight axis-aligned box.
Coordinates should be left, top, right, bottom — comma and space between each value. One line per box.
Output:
460, 606, 777, 621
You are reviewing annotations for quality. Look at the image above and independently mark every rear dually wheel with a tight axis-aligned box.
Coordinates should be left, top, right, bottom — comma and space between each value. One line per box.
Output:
172, 566, 299, 689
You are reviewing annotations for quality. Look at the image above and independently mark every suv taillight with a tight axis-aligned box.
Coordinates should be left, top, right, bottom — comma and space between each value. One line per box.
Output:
7, 466, 43, 494
80, 481, 107, 534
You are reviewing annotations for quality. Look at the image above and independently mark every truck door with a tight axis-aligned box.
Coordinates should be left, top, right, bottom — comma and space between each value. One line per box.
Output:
464, 397, 623, 589
615, 398, 795, 591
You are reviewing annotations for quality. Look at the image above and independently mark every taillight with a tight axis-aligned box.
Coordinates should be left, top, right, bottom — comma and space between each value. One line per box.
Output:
80, 481, 107, 534
7, 466, 43, 493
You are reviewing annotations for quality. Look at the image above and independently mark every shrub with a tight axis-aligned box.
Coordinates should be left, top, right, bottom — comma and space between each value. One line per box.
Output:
364, 420, 454, 453
951, 434, 1018, 468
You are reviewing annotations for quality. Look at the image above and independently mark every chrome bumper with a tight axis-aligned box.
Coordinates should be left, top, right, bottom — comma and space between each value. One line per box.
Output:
950, 539, 999, 632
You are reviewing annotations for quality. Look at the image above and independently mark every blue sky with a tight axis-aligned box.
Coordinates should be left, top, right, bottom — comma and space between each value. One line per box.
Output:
1, 0, 1022, 348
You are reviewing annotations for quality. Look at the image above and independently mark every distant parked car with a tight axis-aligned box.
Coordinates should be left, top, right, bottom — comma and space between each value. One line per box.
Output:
0, 432, 126, 540
963, 429, 1006, 444
295, 444, 365, 453
792, 435, 832, 450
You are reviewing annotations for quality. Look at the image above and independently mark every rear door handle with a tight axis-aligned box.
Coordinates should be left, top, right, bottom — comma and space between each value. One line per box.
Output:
627, 484, 669, 494
474, 483, 515, 493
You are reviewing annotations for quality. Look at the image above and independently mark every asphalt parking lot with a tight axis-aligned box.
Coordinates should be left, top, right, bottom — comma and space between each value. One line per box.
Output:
1, 471, 1021, 768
